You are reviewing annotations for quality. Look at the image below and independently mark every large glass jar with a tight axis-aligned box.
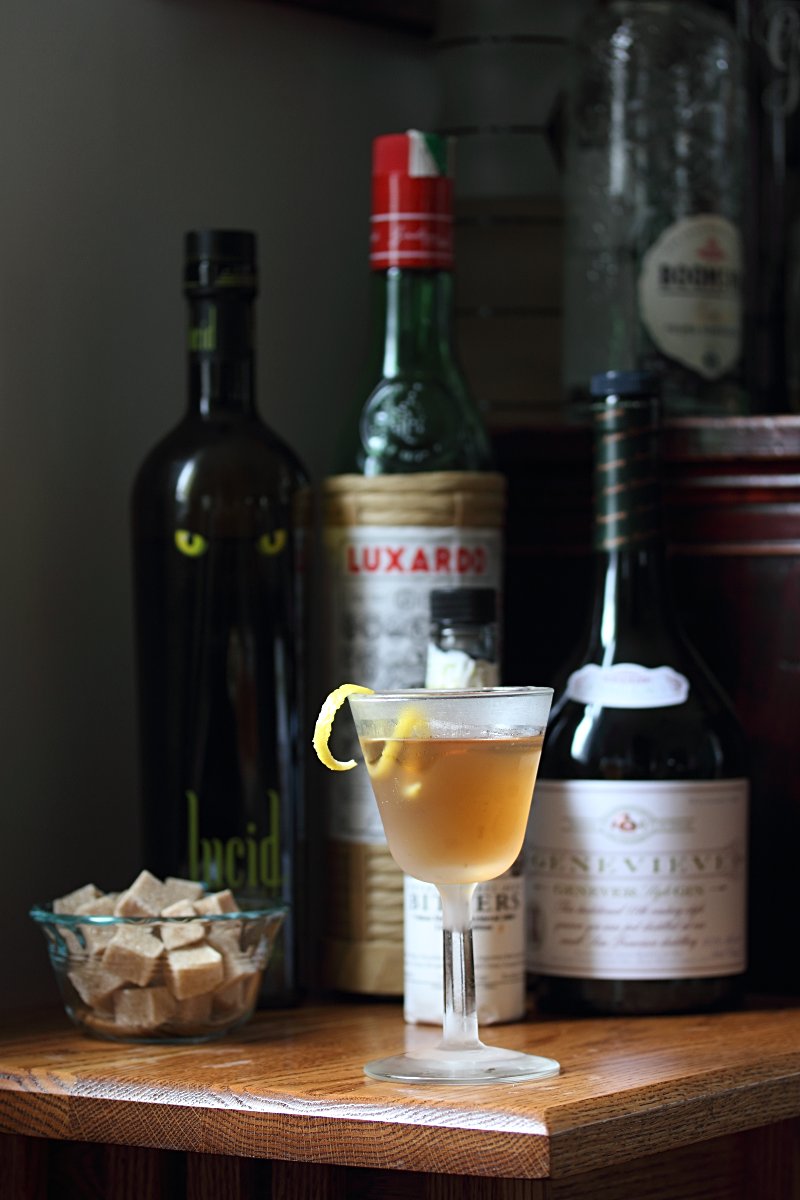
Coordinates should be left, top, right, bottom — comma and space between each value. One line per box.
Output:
562, 1, 747, 415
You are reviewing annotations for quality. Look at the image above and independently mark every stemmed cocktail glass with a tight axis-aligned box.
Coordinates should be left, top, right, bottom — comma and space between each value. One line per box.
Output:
347, 686, 557, 1085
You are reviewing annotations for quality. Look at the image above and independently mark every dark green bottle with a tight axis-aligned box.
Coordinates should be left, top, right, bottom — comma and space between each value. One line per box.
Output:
526, 370, 748, 1016
131, 230, 309, 1005
335, 129, 491, 474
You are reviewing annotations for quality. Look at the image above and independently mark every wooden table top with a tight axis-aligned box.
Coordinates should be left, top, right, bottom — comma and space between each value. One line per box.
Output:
2, 1001, 800, 1180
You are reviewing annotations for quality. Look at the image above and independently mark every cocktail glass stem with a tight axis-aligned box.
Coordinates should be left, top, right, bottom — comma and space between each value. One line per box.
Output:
438, 882, 481, 1051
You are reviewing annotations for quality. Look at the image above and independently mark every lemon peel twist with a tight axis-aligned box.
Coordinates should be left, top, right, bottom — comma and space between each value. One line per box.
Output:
312, 683, 374, 771
369, 705, 430, 780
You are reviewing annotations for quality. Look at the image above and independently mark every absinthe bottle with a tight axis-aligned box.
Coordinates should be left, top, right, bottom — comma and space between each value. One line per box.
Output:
322, 131, 505, 995
132, 230, 309, 1004
525, 370, 748, 1015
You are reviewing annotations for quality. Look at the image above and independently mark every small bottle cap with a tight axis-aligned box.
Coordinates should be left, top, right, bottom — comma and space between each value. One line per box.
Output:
184, 229, 258, 294
372, 131, 452, 180
590, 370, 660, 397
430, 587, 496, 625
370, 130, 454, 271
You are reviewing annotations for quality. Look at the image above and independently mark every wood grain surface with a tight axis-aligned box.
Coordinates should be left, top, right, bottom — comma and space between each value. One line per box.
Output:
1, 1002, 800, 1183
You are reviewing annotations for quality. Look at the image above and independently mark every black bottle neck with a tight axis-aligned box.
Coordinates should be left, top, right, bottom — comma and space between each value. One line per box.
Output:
187, 293, 256, 417
588, 396, 676, 654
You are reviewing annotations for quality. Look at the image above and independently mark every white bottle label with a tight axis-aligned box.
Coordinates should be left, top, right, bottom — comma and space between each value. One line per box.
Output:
404, 871, 526, 1025
425, 644, 498, 689
638, 214, 743, 380
323, 523, 502, 843
525, 779, 748, 980
566, 663, 690, 709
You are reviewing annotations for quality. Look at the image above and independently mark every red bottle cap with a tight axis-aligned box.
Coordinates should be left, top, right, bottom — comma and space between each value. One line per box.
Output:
370, 130, 454, 271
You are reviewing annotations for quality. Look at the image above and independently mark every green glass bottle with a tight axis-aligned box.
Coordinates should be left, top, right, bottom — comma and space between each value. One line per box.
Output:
526, 370, 749, 1015
131, 230, 309, 1005
336, 130, 490, 474
322, 131, 504, 995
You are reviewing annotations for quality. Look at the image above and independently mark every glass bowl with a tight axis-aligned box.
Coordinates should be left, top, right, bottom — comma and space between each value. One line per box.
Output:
30, 900, 286, 1043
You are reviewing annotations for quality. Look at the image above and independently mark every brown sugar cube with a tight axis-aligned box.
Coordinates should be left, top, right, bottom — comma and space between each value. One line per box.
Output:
103, 927, 163, 986
206, 922, 242, 957
212, 978, 246, 1016
54, 883, 101, 915
80, 1007, 120, 1037
241, 919, 264, 954
75, 894, 119, 955
77, 894, 117, 915
114, 986, 176, 1033
162, 877, 205, 907
159, 900, 205, 951
77, 925, 115, 956
167, 944, 224, 1000
194, 889, 239, 915
58, 927, 84, 957
173, 992, 213, 1028
68, 962, 123, 1010
114, 870, 166, 917
240, 971, 261, 1011
213, 966, 260, 1018
215, 937, 255, 987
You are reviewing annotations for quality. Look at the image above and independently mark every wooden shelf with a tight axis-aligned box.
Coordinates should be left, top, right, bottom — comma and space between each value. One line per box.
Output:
2, 1000, 800, 1196
270, 0, 433, 36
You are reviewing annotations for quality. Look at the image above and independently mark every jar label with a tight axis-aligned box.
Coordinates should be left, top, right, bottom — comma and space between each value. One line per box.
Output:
404, 871, 526, 1025
638, 214, 743, 380
525, 778, 749, 979
323, 523, 503, 842
425, 644, 499, 689
565, 663, 690, 708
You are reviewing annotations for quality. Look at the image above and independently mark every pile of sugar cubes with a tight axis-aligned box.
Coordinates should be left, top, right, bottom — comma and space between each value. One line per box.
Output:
52, 869, 264, 1037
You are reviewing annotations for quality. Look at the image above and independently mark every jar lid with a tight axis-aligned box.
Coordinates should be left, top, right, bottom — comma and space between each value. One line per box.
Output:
590, 370, 660, 397
430, 587, 496, 624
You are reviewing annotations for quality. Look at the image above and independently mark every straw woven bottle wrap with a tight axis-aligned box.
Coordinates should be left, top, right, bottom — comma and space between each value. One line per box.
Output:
321, 470, 506, 994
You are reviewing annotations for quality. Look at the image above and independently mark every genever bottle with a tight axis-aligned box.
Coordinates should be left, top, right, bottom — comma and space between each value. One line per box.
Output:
526, 371, 749, 1015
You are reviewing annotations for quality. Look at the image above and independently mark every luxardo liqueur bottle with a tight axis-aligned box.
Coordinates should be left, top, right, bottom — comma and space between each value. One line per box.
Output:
525, 370, 749, 1015
131, 230, 309, 1004
321, 131, 506, 995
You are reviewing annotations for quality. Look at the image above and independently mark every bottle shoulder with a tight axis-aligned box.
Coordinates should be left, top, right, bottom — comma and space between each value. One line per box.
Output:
542, 679, 746, 781
134, 415, 308, 489
578, 1, 738, 52
132, 415, 310, 535
541, 609, 746, 780
337, 373, 492, 474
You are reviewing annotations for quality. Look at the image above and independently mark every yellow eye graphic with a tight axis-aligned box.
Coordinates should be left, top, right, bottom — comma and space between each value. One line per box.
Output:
174, 529, 209, 557
257, 529, 287, 556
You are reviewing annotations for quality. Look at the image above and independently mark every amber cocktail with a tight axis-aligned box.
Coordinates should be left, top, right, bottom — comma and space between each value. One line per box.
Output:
349, 687, 557, 1084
